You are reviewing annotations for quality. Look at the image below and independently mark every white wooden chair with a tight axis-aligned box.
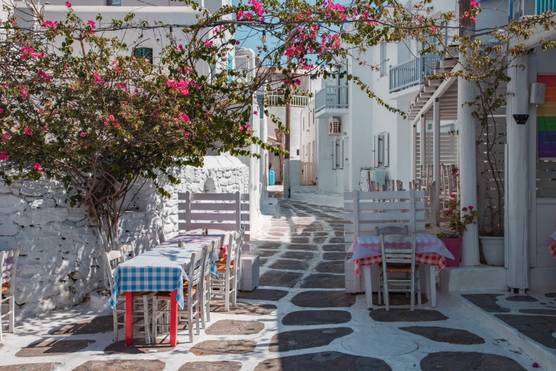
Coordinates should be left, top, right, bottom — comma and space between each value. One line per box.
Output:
377, 226, 421, 311
152, 247, 205, 343
1, 249, 19, 342
104, 250, 151, 343
211, 233, 241, 312
199, 241, 215, 328
344, 190, 425, 309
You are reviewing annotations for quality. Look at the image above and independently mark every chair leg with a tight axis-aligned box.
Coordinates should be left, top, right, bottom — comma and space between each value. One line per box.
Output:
188, 303, 194, 343
362, 265, 374, 310
224, 276, 231, 312
112, 308, 118, 343
382, 269, 389, 311
143, 296, 150, 344
9, 296, 15, 333
410, 272, 416, 311
416, 271, 422, 306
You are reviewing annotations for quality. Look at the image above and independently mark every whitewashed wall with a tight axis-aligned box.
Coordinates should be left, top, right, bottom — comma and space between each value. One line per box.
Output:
0, 156, 248, 318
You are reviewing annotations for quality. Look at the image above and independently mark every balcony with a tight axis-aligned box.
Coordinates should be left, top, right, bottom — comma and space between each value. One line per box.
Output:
264, 94, 309, 107
509, 0, 556, 18
389, 55, 441, 94
536, 0, 556, 13
315, 85, 349, 113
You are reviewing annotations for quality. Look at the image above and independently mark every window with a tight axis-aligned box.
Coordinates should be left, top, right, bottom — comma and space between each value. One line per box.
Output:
133, 47, 153, 64
107, 0, 121, 5
379, 43, 388, 77
373, 132, 390, 167
332, 138, 344, 170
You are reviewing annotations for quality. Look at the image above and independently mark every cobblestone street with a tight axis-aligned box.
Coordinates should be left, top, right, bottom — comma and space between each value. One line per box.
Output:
0, 201, 541, 370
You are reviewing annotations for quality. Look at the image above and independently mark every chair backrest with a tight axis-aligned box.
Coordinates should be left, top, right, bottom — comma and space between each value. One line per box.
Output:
344, 190, 425, 246
377, 226, 415, 265
201, 241, 214, 279
1, 249, 19, 297
224, 232, 241, 277
104, 249, 124, 290
188, 250, 203, 288
177, 192, 250, 240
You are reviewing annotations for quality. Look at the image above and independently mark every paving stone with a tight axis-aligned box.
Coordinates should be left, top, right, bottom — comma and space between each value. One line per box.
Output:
0, 364, 60, 371
328, 237, 345, 243
255, 351, 391, 371
256, 242, 282, 250
205, 320, 264, 335
260, 270, 303, 288
74, 360, 165, 371
49, 315, 112, 335
399, 326, 485, 344
290, 237, 310, 244
313, 232, 330, 237
178, 361, 242, 371
291, 290, 356, 308
16, 339, 94, 357
285, 244, 319, 251
190, 340, 256, 355
420, 351, 526, 371
301, 274, 344, 288
315, 261, 345, 273
506, 295, 537, 302
495, 314, 556, 348
270, 259, 309, 271
282, 310, 351, 325
238, 288, 288, 301
313, 237, 327, 244
104, 340, 173, 354
462, 294, 510, 313
269, 327, 353, 352
371, 293, 428, 305
369, 309, 448, 322
322, 244, 346, 252
211, 301, 277, 315
545, 292, 556, 298
519, 308, 556, 315
281, 251, 315, 260
255, 249, 279, 257
322, 252, 346, 260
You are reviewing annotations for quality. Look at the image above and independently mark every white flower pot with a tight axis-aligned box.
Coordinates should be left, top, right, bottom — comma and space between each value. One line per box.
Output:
480, 236, 504, 266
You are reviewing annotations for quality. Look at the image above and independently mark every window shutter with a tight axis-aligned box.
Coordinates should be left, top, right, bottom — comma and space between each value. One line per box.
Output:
384, 132, 390, 167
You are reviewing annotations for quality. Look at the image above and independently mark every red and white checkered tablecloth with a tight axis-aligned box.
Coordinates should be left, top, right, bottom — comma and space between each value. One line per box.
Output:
549, 232, 556, 257
351, 233, 453, 273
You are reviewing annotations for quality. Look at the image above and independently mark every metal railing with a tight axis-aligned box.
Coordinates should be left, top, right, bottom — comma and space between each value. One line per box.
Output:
536, 0, 556, 14
314, 85, 349, 112
264, 94, 309, 107
389, 54, 441, 93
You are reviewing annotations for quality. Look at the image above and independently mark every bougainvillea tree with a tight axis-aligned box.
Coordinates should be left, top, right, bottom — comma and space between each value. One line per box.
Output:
0, 0, 553, 250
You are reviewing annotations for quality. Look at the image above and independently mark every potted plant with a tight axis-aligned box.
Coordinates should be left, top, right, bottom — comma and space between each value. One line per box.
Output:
437, 192, 479, 267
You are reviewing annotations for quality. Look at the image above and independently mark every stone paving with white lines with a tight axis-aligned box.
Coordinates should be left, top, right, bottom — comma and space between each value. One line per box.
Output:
0, 200, 543, 370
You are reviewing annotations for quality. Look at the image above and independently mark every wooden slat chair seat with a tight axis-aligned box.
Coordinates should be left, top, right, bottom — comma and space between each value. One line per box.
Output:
1, 249, 19, 342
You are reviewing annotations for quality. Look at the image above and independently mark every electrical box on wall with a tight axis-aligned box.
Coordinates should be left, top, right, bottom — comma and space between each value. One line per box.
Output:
530, 82, 546, 105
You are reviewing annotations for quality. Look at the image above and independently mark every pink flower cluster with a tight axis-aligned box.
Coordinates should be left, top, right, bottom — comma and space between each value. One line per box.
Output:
41, 20, 59, 29
103, 114, 121, 128
93, 72, 104, 85
20, 46, 44, 60
464, 0, 480, 22
239, 123, 251, 133
0, 151, 9, 161
166, 79, 191, 96
236, 0, 265, 21
33, 163, 44, 173
38, 70, 52, 81
178, 112, 190, 123
86, 20, 96, 31
1, 132, 11, 142
23, 127, 33, 136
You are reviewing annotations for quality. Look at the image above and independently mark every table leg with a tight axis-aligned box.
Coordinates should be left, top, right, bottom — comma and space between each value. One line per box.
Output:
125, 292, 134, 346
362, 265, 373, 310
429, 265, 437, 307
170, 291, 178, 347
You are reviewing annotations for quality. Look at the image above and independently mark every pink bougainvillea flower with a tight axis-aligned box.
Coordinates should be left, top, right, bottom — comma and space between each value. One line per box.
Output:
0, 107, 4, 114
0, 151, 9, 161
166, 79, 191, 96
79, 131, 87, 138
20, 47, 44, 60
93, 72, 103, 84
41, 20, 59, 29
239, 123, 251, 133
87, 20, 96, 30
38, 70, 52, 81
23, 127, 33, 136
1, 132, 11, 142
33, 162, 44, 173
178, 112, 190, 123
19, 86, 29, 99
65, 1, 72, 8
204, 40, 214, 48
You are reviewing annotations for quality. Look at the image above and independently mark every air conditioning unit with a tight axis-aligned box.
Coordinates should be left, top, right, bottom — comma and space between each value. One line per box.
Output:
328, 116, 342, 135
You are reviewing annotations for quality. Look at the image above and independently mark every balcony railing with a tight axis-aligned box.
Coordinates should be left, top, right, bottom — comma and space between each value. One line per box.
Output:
264, 94, 309, 107
536, 0, 556, 14
315, 86, 349, 112
389, 55, 441, 94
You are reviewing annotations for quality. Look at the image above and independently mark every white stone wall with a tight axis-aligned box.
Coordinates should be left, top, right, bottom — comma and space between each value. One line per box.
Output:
0, 157, 248, 318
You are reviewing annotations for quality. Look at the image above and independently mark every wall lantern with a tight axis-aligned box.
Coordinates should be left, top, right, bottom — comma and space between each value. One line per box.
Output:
513, 114, 529, 125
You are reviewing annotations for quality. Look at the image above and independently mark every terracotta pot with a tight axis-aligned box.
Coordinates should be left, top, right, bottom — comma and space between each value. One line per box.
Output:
442, 238, 462, 267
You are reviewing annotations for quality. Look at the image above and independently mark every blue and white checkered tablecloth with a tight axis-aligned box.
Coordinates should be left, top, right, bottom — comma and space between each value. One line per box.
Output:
110, 242, 213, 309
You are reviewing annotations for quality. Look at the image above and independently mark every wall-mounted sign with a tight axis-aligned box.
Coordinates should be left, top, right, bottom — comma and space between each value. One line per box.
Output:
538, 75, 556, 159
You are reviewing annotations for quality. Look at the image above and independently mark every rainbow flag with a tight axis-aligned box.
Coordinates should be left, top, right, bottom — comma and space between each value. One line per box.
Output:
538, 75, 556, 159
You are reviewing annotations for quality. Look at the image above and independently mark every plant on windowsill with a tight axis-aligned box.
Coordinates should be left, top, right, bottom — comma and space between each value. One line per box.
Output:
437, 192, 479, 267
